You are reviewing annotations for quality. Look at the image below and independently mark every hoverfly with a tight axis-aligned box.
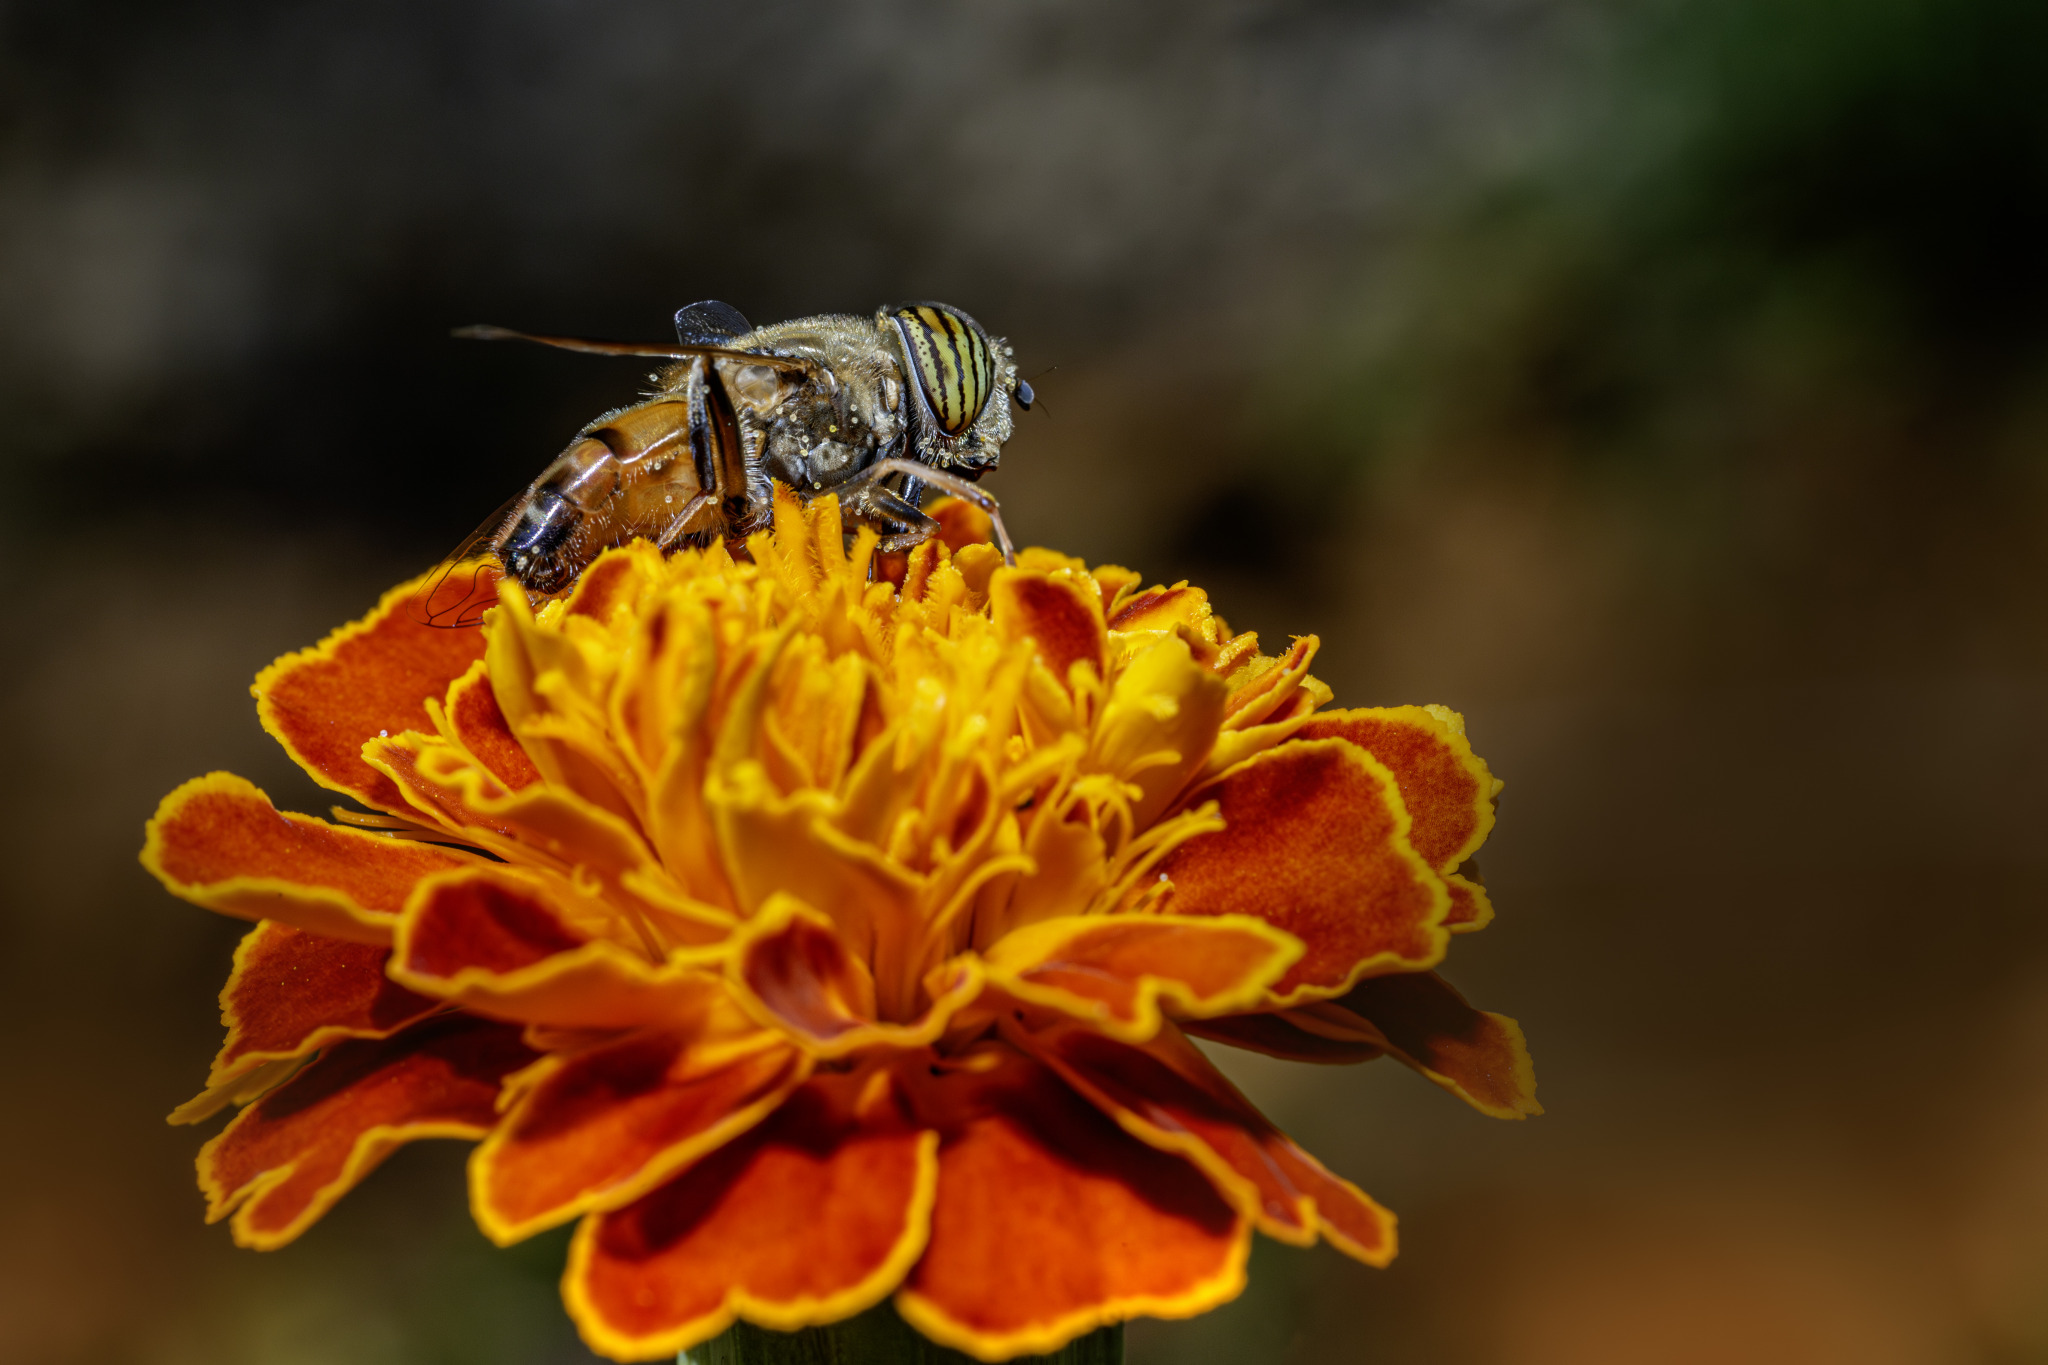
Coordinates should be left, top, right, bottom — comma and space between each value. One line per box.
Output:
415, 299, 1033, 625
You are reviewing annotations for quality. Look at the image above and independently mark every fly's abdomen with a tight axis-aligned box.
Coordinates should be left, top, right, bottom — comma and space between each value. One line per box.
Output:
495, 436, 617, 593
500, 489, 582, 592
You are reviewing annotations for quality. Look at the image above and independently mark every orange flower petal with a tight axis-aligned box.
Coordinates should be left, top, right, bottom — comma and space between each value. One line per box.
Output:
469, 1027, 807, 1244
1294, 706, 1499, 873
729, 895, 874, 1035
369, 734, 721, 944
990, 568, 1107, 690
442, 660, 541, 791
392, 868, 727, 1029
198, 1015, 534, 1249
565, 1072, 938, 1358
561, 548, 646, 623
1090, 564, 1144, 619
1181, 1011, 1388, 1064
726, 896, 979, 1057
254, 572, 493, 810
926, 495, 995, 552
142, 772, 480, 945
1221, 636, 1317, 729
708, 765, 921, 969
896, 1051, 1249, 1360
1188, 973, 1538, 1119
982, 914, 1302, 1043
1107, 584, 1214, 636
1089, 636, 1229, 828
481, 578, 651, 826
1158, 740, 1449, 1004
208, 922, 436, 1090
1445, 871, 1495, 932
1018, 1023, 1395, 1264
375, 722, 649, 877
1338, 973, 1540, 1119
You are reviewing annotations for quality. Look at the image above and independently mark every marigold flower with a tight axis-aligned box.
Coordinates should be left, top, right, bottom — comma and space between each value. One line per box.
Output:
143, 487, 1537, 1362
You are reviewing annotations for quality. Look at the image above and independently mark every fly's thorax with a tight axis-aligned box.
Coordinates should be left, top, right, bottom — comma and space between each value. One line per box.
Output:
712, 322, 909, 495
739, 376, 869, 493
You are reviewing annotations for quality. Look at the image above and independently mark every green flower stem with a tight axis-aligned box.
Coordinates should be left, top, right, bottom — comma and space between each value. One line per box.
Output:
681, 1303, 1123, 1365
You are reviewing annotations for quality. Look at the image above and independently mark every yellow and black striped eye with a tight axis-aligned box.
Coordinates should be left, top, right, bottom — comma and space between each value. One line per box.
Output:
890, 303, 996, 438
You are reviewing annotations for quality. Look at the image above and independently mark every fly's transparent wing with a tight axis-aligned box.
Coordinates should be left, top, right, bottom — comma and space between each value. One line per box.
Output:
673, 300, 752, 345
407, 493, 521, 629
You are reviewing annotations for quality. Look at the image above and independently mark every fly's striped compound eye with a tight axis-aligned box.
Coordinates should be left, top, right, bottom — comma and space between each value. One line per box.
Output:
891, 303, 995, 438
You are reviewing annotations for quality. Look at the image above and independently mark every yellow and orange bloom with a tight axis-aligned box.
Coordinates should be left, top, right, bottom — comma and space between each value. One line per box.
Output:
144, 488, 1536, 1362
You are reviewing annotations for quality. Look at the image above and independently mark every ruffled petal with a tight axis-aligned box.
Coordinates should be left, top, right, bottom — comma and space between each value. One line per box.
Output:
927, 495, 995, 552
1087, 635, 1228, 828
1337, 973, 1540, 1119
1107, 584, 1216, 637
1294, 706, 1500, 873
254, 572, 493, 810
469, 1026, 806, 1244
1017, 1023, 1395, 1264
727, 896, 982, 1057
369, 733, 645, 877
896, 1050, 1248, 1360
182, 923, 436, 1114
197, 1015, 534, 1249
1181, 1011, 1386, 1065
1158, 740, 1449, 1004
564, 1070, 937, 1359
441, 660, 542, 791
481, 577, 649, 825
367, 733, 725, 946
1185, 974, 1539, 1119
707, 763, 922, 987
1220, 636, 1318, 729
990, 568, 1107, 690
1445, 871, 1495, 932
728, 895, 870, 1038
1089, 564, 1144, 619
981, 914, 1302, 1043
142, 772, 480, 945
561, 544, 651, 624
391, 868, 728, 1029
1195, 710, 1319, 788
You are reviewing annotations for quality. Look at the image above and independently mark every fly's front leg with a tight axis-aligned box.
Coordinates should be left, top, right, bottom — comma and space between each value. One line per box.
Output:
682, 356, 757, 538
848, 480, 942, 554
838, 458, 1017, 564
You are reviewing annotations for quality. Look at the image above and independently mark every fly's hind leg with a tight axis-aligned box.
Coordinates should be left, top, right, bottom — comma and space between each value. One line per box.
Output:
835, 458, 1017, 565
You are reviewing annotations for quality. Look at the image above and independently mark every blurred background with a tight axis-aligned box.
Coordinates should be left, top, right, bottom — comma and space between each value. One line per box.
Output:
3, 1, 2047, 1361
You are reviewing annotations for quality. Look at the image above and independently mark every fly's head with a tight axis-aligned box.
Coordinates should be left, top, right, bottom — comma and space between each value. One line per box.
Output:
881, 302, 1020, 476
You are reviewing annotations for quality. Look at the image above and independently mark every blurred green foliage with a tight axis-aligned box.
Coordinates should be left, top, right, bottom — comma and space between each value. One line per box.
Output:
1305, 0, 2048, 484
151, 1156, 589, 1365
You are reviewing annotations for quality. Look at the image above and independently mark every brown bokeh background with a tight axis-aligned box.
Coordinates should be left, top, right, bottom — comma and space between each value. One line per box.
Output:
5, 3, 2048, 1361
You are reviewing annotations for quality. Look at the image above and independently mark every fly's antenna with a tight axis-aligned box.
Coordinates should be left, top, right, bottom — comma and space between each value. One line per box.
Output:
452, 324, 826, 381
1017, 364, 1057, 416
